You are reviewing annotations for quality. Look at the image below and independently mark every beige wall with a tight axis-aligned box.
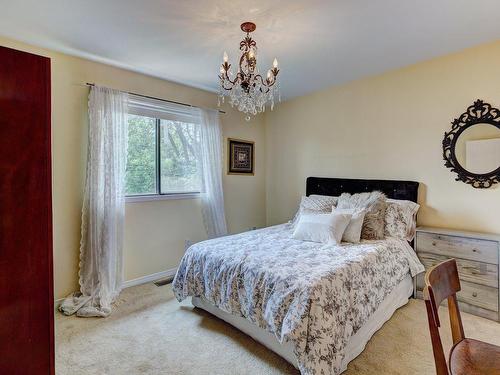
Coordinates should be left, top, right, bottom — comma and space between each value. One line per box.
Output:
265, 41, 500, 235
0, 37, 266, 299
4, 34, 500, 300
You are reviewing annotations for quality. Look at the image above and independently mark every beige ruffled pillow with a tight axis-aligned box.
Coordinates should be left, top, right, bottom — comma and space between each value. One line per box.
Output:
291, 194, 338, 227
337, 191, 387, 240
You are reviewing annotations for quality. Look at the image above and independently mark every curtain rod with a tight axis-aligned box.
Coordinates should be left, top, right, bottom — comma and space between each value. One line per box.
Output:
85, 83, 226, 114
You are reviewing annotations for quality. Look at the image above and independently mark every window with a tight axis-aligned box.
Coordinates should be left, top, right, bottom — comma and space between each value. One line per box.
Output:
126, 115, 157, 195
159, 119, 200, 194
125, 100, 201, 197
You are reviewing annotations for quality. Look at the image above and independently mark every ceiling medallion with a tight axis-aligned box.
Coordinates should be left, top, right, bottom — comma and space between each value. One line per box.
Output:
218, 22, 280, 121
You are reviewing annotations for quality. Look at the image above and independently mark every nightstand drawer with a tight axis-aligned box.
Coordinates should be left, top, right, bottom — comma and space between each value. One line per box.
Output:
458, 281, 498, 312
418, 252, 498, 288
416, 231, 498, 264
416, 289, 499, 321
417, 277, 498, 312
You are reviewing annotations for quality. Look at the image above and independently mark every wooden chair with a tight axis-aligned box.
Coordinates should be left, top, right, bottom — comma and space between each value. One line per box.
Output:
424, 258, 500, 375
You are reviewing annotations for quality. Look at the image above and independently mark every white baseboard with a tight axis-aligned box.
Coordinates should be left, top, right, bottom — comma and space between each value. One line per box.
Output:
121, 267, 177, 289
55, 267, 178, 308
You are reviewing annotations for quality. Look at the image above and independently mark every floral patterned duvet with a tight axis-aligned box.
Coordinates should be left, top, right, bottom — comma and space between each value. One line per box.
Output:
173, 224, 424, 375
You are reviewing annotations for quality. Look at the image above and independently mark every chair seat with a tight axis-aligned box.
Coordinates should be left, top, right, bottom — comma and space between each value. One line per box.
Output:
450, 338, 500, 375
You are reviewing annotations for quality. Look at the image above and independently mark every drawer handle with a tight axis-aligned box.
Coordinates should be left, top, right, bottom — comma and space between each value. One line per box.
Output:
432, 241, 437, 246
472, 248, 477, 252
472, 292, 478, 298
462, 266, 483, 275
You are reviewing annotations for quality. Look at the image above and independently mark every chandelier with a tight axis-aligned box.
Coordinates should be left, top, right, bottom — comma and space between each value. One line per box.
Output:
218, 22, 280, 121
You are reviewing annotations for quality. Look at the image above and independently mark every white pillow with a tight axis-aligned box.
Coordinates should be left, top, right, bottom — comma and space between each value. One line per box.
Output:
337, 191, 387, 240
332, 207, 367, 243
292, 212, 352, 245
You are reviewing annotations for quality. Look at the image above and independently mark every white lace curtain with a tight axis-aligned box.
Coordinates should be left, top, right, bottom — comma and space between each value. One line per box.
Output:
197, 108, 228, 238
60, 86, 128, 317
59, 88, 226, 317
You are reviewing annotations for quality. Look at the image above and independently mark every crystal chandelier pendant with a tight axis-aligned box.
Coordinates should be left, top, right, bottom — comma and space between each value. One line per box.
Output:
218, 22, 280, 121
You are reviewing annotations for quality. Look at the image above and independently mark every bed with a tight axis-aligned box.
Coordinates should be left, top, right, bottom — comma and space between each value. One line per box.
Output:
173, 177, 424, 375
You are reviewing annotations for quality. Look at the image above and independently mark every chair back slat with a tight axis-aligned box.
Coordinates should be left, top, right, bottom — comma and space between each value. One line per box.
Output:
425, 259, 461, 307
424, 298, 449, 375
423, 259, 465, 375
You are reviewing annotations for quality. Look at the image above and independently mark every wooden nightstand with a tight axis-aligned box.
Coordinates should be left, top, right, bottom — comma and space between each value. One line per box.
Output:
414, 226, 500, 321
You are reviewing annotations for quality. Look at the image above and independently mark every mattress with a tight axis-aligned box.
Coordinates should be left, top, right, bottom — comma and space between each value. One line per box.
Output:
192, 273, 413, 373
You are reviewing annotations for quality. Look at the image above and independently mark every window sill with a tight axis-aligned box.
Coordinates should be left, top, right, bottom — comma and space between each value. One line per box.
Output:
125, 193, 200, 203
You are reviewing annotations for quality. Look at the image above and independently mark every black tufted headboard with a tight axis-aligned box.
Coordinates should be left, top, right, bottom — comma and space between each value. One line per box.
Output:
306, 177, 419, 203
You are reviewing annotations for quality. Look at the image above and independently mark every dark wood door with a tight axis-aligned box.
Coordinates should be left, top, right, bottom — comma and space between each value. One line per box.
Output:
0, 46, 54, 374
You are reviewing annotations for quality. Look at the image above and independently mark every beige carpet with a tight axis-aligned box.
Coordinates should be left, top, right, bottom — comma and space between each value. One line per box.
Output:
56, 283, 500, 375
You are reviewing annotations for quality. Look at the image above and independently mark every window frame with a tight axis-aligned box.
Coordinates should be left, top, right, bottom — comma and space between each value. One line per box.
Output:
125, 117, 201, 202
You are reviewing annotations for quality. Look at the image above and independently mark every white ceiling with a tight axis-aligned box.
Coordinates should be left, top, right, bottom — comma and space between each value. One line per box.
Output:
1, 0, 500, 100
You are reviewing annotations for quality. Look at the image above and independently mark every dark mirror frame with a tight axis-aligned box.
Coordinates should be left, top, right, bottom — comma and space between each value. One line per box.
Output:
443, 99, 500, 188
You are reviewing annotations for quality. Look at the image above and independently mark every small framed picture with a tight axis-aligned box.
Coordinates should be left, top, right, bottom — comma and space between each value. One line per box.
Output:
228, 138, 254, 175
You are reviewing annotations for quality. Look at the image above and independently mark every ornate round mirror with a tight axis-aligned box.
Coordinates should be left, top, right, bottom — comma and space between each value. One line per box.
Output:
443, 100, 500, 188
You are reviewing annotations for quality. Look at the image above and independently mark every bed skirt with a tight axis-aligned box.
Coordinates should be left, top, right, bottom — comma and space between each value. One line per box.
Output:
192, 273, 413, 372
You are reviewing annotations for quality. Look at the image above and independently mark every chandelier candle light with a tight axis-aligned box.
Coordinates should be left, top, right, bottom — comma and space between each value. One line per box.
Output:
218, 22, 280, 121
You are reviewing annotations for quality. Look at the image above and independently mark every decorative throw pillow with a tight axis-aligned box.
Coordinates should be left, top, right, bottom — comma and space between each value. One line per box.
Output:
337, 191, 387, 240
332, 207, 366, 243
384, 199, 420, 241
292, 212, 352, 245
291, 194, 339, 227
